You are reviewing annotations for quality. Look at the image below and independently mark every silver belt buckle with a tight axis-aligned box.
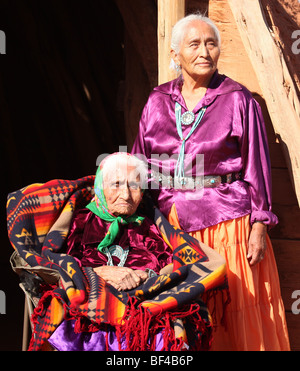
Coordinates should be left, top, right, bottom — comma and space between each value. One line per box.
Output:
151, 171, 214, 190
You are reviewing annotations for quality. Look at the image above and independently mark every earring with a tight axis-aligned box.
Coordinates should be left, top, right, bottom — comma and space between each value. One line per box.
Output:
175, 64, 181, 73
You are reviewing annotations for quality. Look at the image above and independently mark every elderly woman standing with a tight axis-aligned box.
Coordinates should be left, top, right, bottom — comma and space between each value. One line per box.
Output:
132, 13, 290, 350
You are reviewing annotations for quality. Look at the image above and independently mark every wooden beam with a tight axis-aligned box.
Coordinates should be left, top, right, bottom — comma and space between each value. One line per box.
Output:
228, 0, 300, 206
157, 0, 185, 85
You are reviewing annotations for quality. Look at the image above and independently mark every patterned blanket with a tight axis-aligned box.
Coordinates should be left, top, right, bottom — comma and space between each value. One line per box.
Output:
7, 176, 228, 351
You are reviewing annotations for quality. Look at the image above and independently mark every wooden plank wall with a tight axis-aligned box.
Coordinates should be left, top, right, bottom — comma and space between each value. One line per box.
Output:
157, 0, 185, 84
208, 0, 300, 350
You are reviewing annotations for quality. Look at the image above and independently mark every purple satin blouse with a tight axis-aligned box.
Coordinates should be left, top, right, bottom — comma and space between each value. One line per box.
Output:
66, 208, 173, 273
132, 71, 278, 232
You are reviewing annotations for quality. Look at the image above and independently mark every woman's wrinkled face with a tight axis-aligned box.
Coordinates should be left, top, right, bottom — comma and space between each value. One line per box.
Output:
173, 20, 220, 81
103, 165, 143, 217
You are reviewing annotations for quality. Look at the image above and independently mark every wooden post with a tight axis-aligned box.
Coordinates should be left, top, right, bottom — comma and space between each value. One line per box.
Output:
157, 0, 185, 85
228, 0, 300, 206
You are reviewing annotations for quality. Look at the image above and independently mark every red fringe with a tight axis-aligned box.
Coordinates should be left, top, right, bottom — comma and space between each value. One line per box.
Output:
28, 290, 69, 351
114, 298, 212, 351
28, 292, 213, 351
73, 315, 104, 333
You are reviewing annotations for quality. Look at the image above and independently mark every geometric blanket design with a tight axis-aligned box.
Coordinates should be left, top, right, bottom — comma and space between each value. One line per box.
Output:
6, 176, 228, 351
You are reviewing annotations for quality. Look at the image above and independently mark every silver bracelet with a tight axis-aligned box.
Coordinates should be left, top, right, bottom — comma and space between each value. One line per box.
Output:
145, 268, 157, 278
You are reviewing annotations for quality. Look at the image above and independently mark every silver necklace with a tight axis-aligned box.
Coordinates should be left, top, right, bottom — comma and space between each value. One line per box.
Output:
103, 245, 129, 267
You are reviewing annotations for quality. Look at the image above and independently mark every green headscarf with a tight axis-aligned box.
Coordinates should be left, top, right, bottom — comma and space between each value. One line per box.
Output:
86, 154, 144, 252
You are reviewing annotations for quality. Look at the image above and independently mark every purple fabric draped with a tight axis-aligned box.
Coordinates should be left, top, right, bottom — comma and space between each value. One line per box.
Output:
66, 208, 173, 273
132, 71, 278, 232
48, 319, 165, 351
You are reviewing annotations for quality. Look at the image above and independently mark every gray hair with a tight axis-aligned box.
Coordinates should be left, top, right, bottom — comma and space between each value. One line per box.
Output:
171, 13, 221, 54
101, 152, 148, 190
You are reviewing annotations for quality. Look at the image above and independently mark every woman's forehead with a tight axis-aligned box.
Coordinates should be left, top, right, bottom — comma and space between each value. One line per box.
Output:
103, 165, 140, 182
183, 21, 218, 43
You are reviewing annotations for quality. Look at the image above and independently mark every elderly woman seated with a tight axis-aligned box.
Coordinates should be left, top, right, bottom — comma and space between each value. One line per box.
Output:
48, 152, 174, 350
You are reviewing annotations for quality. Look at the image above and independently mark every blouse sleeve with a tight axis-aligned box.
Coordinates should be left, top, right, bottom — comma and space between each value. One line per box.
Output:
240, 96, 278, 228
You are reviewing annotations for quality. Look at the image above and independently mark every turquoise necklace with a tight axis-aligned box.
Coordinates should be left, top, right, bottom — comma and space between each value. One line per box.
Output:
174, 102, 207, 183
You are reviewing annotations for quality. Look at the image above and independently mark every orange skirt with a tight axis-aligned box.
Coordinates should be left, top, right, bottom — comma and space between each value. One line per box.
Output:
168, 204, 290, 351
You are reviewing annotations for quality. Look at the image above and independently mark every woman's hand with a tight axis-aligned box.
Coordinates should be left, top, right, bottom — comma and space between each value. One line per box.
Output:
93, 266, 148, 291
247, 222, 267, 266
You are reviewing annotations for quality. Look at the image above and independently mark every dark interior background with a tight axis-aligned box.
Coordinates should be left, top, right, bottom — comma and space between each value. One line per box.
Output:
0, 0, 127, 350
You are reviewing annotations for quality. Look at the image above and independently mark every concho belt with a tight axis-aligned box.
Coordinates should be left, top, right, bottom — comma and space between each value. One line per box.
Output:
149, 170, 242, 190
